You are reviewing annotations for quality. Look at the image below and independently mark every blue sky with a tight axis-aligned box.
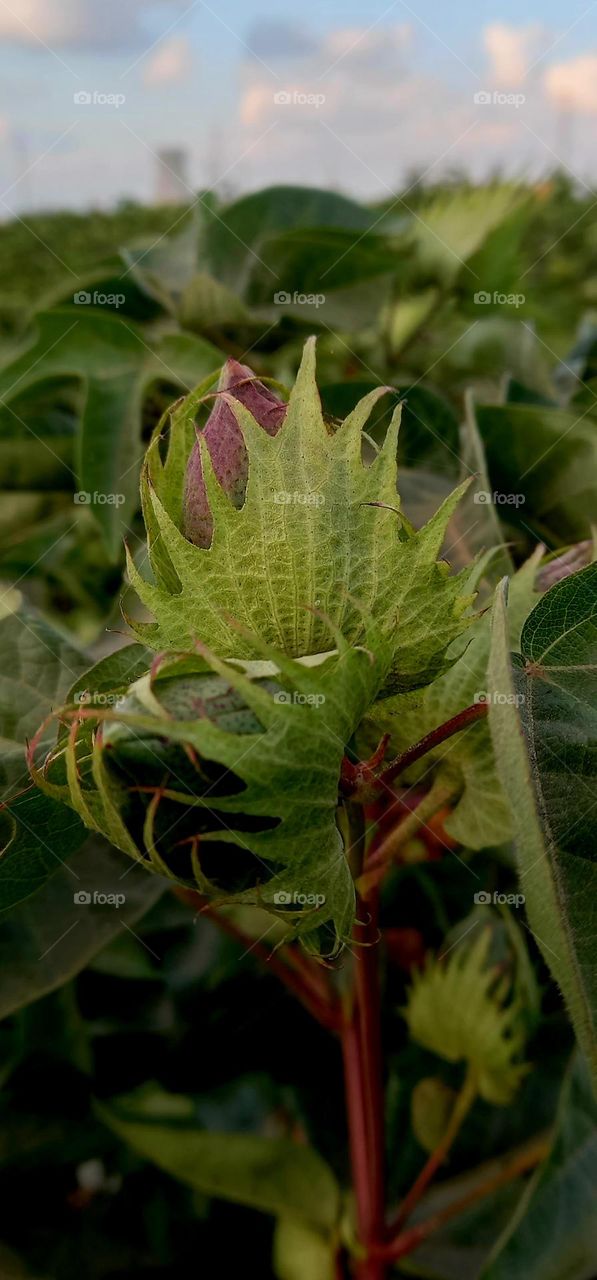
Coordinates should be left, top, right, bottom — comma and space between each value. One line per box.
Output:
0, 0, 596, 213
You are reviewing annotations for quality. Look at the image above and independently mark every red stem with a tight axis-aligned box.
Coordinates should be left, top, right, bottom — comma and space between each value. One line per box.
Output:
373, 702, 488, 794
340, 806, 387, 1279
388, 1068, 477, 1235
173, 887, 342, 1031
353, 894, 385, 1246
378, 1134, 549, 1263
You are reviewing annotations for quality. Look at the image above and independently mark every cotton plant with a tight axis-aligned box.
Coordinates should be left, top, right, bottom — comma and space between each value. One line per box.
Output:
25, 339, 595, 1280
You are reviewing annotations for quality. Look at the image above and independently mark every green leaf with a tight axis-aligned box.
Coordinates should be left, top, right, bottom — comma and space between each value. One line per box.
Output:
488, 567, 597, 1085
241, 227, 398, 329
0, 607, 89, 911
475, 401, 597, 544
0, 608, 87, 799
481, 1052, 597, 1280
179, 272, 255, 336
199, 185, 377, 290
412, 185, 529, 285
0, 310, 221, 554
273, 1217, 335, 1280
65, 641, 152, 707
98, 1084, 340, 1231
0, 837, 165, 1019
458, 393, 514, 586
0, 788, 85, 914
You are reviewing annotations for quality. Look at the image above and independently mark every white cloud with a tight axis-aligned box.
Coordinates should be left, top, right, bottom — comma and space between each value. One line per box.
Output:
483, 23, 544, 85
235, 26, 471, 197
322, 23, 412, 69
0, 0, 187, 52
144, 36, 192, 87
544, 54, 597, 112
229, 18, 585, 198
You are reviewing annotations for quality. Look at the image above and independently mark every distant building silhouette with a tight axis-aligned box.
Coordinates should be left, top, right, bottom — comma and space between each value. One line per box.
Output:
155, 148, 190, 204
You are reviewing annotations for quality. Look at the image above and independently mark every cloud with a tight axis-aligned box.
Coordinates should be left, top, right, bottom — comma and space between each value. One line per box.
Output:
144, 36, 192, 87
0, 0, 188, 53
483, 23, 544, 85
544, 55, 597, 112
234, 19, 471, 197
228, 18, 579, 198
239, 23, 415, 135
246, 21, 318, 60
322, 23, 412, 71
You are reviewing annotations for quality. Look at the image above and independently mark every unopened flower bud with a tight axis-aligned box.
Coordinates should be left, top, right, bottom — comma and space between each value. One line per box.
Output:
183, 359, 287, 547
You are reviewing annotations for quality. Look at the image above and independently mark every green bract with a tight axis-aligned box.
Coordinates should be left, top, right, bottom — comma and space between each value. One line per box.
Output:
403, 928, 529, 1104
32, 623, 394, 953
127, 338, 476, 693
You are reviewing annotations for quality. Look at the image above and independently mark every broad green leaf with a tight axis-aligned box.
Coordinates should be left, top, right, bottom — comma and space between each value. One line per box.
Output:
475, 401, 597, 544
0, 838, 165, 1019
0, 609, 86, 798
0, 606, 89, 910
98, 1084, 340, 1231
394, 1152, 538, 1280
412, 185, 529, 284
65, 641, 152, 707
0, 789, 85, 914
240, 227, 398, 329
481, 1052, 597, 1280
122, 214, 201, 311
199, 185, 378, 291
0, 310, 221, 554
381, 288, 440, 356
179, 272, 255, 336
488, 567, 597, 1085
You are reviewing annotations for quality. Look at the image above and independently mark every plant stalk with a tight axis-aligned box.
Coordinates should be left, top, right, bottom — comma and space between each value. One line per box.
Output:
389, 1066, 478, 1234
373, 702, 488, 794
341, 808, 387, 1279
358, 778, 457, 897
379, 1132, 550, 1263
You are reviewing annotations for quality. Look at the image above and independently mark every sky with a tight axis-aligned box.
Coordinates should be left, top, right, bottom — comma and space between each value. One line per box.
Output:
0, 0, 596, 213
